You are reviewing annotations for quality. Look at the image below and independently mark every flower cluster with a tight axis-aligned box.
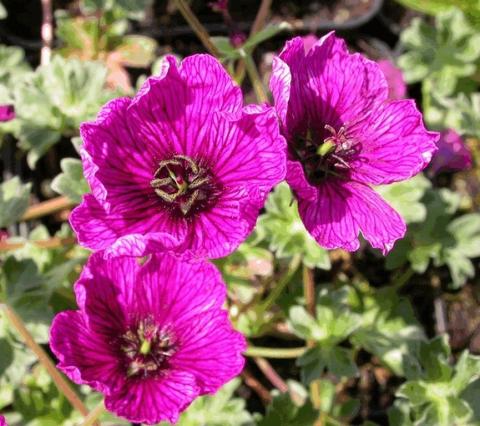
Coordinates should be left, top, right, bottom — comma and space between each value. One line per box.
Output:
50, 33, 438, 424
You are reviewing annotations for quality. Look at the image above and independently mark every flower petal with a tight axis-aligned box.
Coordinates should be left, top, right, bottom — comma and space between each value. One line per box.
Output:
80, 97, 154, 211
70, 194, 186, 257
349, 99, 439, 185
137, 254, 227, 325
49, 311, 124, 394
105, 371, 199, 425
129, 54, 242, 158
299, 180, 406, 254
173, 310, 246, 393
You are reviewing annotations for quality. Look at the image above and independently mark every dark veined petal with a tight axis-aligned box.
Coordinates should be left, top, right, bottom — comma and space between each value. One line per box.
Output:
349, 99, 439, 185
298, 180, 406, 254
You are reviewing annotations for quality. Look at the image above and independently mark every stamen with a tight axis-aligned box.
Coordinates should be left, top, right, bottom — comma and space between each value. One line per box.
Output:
150, 154, 220, 217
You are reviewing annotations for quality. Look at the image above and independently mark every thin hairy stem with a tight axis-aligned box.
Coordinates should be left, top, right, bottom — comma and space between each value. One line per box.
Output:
22, 196, 76, 221
243, 53, 269, 103
254, 357, 288, 392
81, 400, 105, 426
40, 0, 53, 64
235, 0, 272, 82
175, 0, 220, 57
259, 254, 302, 313
302, 266, 322, 412
245, 345, 307, 359
1, 305, 90, 418
241, 368, 272, 404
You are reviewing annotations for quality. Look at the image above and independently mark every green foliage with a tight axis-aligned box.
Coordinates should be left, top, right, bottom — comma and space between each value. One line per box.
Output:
392, 0, 480, 22
159, 379, 255, 426
386, 186, 480, 287
0, 177, 31, 228
289, 288, 360, 382
317, 379, 360, 425
376, 175, 431, 224
51, 157, 89, 203
0, 2, 6, 19
348, 285, 425, 376
80, 0, 154, 20
393, 336, 480, 426
398, 8, 480, 96
258, 382, 317, 426
256, 183, 331, 269
13, 56, 113, 168
212, 22, 291, 62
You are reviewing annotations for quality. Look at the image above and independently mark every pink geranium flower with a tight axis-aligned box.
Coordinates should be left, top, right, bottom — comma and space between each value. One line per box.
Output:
71, 54, 286, 259
50, 253, 246, 424
377, 59, 407, 100
430, 128, 473, 174
0, 105, 15, 122
270, 33, 438, 253
0, 415, 7, 426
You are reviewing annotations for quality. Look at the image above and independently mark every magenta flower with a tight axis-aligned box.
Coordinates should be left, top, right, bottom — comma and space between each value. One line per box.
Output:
430, 128, 472, 174
302, 34, 319, 53
70, 54, 286, 259
0, 104, 15, 122
0, 415, 7, 426
270, 33, 438, 253
377, 59, 407, 100
50, 253, 246, 424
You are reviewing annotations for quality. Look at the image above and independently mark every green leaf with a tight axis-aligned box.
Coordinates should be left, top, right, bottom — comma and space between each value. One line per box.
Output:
398, 8, 480, 96
242, 22, 291, 53
259, 384, 317, 426
51, 158, 89, 203
0, 45, 30, 86
350, 286, 425, 376
0, 177, 31, 227
159, 379, 255, 426
395, 336, 480, 426
211, 37, 242, 61
114, 35, 157, 67
376, 175, 431, 224
0, 2, 6, 19
14, 56, 113, 168
257, 183, 331, 269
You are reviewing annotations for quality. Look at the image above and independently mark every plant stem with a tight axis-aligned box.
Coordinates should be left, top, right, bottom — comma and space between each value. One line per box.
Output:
22, 196, 76, 221
250, 0, 272, 35
392, 267, 414, 290
235, 0, 272, 83
241, 368, 272, 404
81, 400, 105, 426
302, 266, 322, 412
259, 254, 302, 313
1, 305, 90, 417
243, 53, 269, 103
175, 0, 220, 57
40, 0, 53, 65
0, 236, 77, 251
253, 357, 288, 392
245, 345, 307, 359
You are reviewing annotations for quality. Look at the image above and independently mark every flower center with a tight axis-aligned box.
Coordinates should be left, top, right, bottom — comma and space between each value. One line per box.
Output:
150, 154, 220, 218
119, 317, 176, 379
293, 124, 360, 184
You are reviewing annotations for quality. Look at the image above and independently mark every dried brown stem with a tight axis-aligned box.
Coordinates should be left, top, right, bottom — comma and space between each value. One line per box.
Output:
22, 196, 76, 222
253, 357, 288, 393
40, 0, 53, 64
0, 236, 77, 251
303, 266, 322, 413
2, 305, 90, 418
241, 367, 272, 404
235, 0, 272, 83
175, 0, 221, 57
